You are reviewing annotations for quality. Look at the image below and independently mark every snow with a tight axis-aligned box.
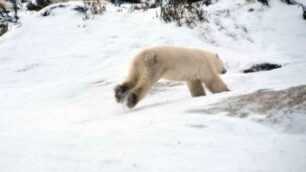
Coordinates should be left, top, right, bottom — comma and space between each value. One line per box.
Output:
0, 1, 306, 172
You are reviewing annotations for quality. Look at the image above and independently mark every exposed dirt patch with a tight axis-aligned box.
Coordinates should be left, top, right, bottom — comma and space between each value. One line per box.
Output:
188, 85, 306, 133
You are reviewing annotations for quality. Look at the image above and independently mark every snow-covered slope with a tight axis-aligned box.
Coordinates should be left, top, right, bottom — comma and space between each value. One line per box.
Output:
0, 1, 305, 172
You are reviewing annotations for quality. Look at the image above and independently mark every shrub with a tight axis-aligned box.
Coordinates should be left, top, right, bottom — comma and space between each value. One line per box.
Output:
160, 1, 207, 28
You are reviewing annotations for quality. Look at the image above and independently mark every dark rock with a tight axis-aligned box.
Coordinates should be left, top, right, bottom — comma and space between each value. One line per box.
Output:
73, 5, 88, 13
243, 63, 281, 73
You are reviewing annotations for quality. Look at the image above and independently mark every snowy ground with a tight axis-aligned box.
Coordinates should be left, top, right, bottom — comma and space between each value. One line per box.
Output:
0, 1, 306, 172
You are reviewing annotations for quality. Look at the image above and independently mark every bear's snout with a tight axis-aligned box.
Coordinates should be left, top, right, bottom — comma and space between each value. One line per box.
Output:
222, 69, 227, 74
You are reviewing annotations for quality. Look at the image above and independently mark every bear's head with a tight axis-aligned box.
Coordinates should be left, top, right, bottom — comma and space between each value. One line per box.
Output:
214, 54, 227, 74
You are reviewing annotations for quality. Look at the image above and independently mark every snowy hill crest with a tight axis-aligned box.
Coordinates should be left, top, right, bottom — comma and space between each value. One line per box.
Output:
0, 1, 306, 172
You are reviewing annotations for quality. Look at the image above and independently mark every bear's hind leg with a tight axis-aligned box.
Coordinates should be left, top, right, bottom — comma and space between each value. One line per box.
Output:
206, 75, 230, 93
114, 84, 130, 103
126, 72, 160, 108
114, 65, 139, 103
186, 80, 206, 97
114, 79, 139, 103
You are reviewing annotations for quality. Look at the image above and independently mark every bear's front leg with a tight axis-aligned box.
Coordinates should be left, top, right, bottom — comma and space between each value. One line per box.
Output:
206, 75, 230, 93
187, 80, 206, 97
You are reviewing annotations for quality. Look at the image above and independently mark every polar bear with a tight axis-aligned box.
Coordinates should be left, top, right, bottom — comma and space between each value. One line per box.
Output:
114, 46, 229, 108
